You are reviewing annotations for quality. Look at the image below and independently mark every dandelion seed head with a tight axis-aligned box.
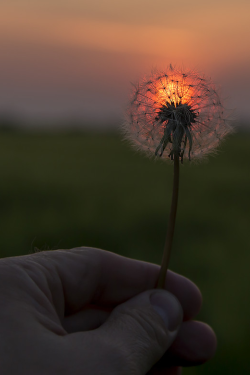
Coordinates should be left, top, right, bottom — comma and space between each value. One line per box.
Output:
123, 65, 233, 161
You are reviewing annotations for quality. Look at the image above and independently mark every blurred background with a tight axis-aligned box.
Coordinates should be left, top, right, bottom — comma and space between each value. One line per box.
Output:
0, 0, 250, 374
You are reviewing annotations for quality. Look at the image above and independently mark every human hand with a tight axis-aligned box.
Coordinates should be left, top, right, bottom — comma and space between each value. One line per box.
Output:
0, 248, 216, 374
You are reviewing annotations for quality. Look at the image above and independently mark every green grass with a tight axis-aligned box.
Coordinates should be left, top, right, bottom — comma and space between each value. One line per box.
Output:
0, 128, 249, 374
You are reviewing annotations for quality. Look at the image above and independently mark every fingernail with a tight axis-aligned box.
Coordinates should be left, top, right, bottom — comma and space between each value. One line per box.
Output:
150, 291, 183, 331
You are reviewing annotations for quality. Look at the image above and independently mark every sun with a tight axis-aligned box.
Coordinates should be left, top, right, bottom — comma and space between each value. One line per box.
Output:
154, 75, 193, 108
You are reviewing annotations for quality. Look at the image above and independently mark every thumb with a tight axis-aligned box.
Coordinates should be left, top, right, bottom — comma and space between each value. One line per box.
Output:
97, 289, 183, 375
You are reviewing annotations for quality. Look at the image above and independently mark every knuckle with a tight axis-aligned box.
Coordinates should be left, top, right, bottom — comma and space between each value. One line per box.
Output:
94, 332, 134, 375
115, 306, 169, 350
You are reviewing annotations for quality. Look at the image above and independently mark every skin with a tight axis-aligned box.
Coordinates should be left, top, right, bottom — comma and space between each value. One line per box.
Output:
0, 247, 217, 375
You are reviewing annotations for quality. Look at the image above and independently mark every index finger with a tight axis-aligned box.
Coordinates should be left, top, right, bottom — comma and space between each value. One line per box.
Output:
18, 247, 202, 320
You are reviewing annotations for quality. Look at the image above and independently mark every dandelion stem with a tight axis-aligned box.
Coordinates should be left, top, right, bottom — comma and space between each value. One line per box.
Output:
156, 152, 179, 289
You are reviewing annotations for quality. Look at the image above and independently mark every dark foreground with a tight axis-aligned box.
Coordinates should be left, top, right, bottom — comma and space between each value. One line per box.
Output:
0, 128, 249, 375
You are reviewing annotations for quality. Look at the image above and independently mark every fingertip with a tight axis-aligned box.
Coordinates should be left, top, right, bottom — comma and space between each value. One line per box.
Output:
195, 322, 217, 362
166, 272, 202, 320
150, 290, 183, 333
170, 320, 217, 365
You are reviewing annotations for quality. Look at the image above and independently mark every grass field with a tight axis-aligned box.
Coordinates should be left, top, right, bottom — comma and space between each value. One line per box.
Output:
0, 128, 249, 374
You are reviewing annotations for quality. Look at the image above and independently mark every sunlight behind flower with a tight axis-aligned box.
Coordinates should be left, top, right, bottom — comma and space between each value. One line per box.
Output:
124, 66, 233, 161
154, 74, 193, 108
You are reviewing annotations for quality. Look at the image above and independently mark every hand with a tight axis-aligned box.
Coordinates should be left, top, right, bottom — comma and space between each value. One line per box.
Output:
0, 248, 216, 374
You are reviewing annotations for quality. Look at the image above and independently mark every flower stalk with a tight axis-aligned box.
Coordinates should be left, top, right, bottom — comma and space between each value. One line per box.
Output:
156, 152, 179, 289
124, 65, 233, 291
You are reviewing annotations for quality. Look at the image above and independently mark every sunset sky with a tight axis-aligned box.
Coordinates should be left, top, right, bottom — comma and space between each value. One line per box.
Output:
0, 0, 250, 126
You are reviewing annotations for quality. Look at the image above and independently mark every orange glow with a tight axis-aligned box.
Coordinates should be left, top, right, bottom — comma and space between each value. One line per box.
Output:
155, 76, 193, 108
126, 66, 233, 161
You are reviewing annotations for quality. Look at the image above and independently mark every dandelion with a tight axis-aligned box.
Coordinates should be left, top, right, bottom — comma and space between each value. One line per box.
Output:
124, 65, 233, 288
